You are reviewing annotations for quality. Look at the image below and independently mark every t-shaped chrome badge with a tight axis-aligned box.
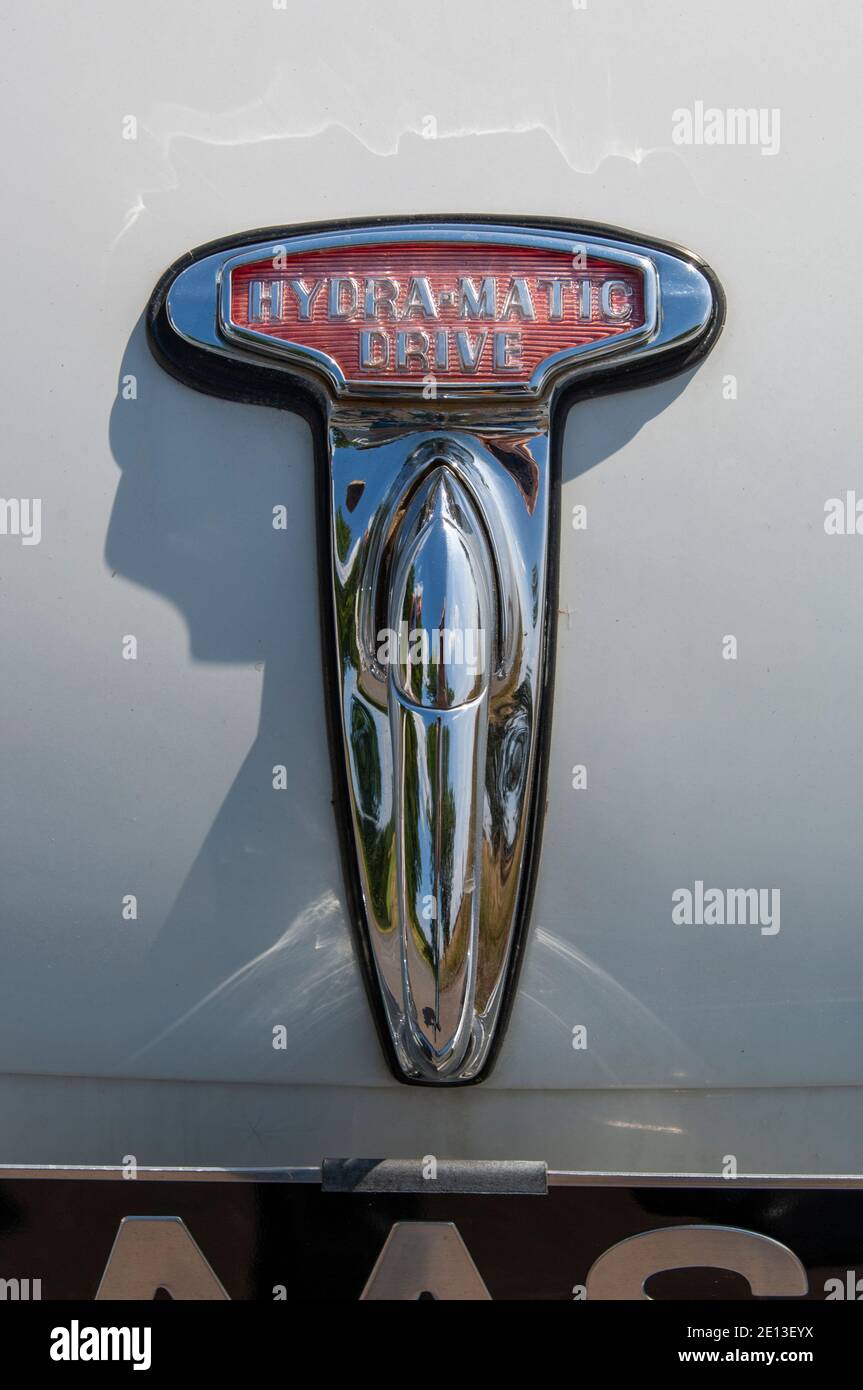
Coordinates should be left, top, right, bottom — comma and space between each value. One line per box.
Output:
149, 218, 724, 1084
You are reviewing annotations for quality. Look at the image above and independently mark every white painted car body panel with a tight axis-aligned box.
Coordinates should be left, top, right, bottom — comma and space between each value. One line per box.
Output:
1, 0, 861, 1173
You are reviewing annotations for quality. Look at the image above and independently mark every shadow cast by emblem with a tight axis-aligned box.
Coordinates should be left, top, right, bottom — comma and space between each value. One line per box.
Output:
105, 316, 368, 1082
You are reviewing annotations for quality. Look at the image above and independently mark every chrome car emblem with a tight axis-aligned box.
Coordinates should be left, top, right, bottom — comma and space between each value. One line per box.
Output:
149, 219, 723, 1084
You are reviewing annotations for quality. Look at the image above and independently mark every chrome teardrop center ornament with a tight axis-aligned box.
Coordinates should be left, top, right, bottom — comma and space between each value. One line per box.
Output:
386, 468, 495, 1076
388, 468, 494, 710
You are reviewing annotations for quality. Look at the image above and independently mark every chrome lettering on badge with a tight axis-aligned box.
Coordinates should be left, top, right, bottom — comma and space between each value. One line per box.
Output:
151, 221, 723, 1084
241, 270, 637, 378
212, 227, 659, 398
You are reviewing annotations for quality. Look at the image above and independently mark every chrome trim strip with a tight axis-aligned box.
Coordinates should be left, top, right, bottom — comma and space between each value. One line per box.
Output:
548, 1171, 863, 1188
3, 1164, 863, 1187
0, 1165, 321, 1183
